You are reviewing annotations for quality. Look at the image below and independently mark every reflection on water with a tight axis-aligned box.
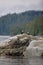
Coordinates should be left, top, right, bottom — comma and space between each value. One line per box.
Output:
0, 56, 43, 65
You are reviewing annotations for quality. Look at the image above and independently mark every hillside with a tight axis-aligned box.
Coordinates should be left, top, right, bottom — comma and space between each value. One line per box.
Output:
22, 16, 43, 35
0, 11, 43, 35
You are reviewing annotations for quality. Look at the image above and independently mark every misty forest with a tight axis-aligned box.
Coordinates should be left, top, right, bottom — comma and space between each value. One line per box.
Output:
0, 11, 43, 35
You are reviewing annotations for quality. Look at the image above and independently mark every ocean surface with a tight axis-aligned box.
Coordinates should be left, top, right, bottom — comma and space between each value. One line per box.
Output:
0, 36, 43, 65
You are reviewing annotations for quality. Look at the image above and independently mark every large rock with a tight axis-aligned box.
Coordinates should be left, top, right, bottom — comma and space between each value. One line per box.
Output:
24, 40, 43, 57
0, 34, 30, 56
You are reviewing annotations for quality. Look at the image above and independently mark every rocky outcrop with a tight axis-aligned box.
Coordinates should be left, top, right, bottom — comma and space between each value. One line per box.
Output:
0, 33, 30, 56
0, 33, 43, 56
24, 40, 43, 57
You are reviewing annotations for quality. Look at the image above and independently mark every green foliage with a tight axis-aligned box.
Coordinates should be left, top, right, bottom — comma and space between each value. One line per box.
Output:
23, 16, 43, 35
10, 16, 43, 36
0, 11, 43, 35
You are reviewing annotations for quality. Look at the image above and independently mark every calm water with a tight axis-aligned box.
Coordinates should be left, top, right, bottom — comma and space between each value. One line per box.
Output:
0, 56, 43, 65
0, 36, 10, 42
0, 36, 43, 65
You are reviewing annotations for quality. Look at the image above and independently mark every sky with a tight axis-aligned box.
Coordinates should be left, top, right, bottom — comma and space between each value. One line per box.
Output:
0, 0, 43, 16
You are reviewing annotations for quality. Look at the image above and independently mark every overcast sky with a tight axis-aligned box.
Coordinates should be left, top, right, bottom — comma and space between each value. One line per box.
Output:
0, 0, 43, 16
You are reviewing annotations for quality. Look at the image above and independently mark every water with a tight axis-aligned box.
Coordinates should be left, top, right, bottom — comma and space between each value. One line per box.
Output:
0, 56, 43, 65
0, 36, 43, 65
0, 36, 10, 42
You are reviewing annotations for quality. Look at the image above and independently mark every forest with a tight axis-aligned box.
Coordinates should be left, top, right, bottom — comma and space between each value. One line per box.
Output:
0, 11, 43, 35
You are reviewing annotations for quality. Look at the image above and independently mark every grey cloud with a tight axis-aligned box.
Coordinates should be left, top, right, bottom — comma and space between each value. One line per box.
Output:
0, 0, 43, 16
